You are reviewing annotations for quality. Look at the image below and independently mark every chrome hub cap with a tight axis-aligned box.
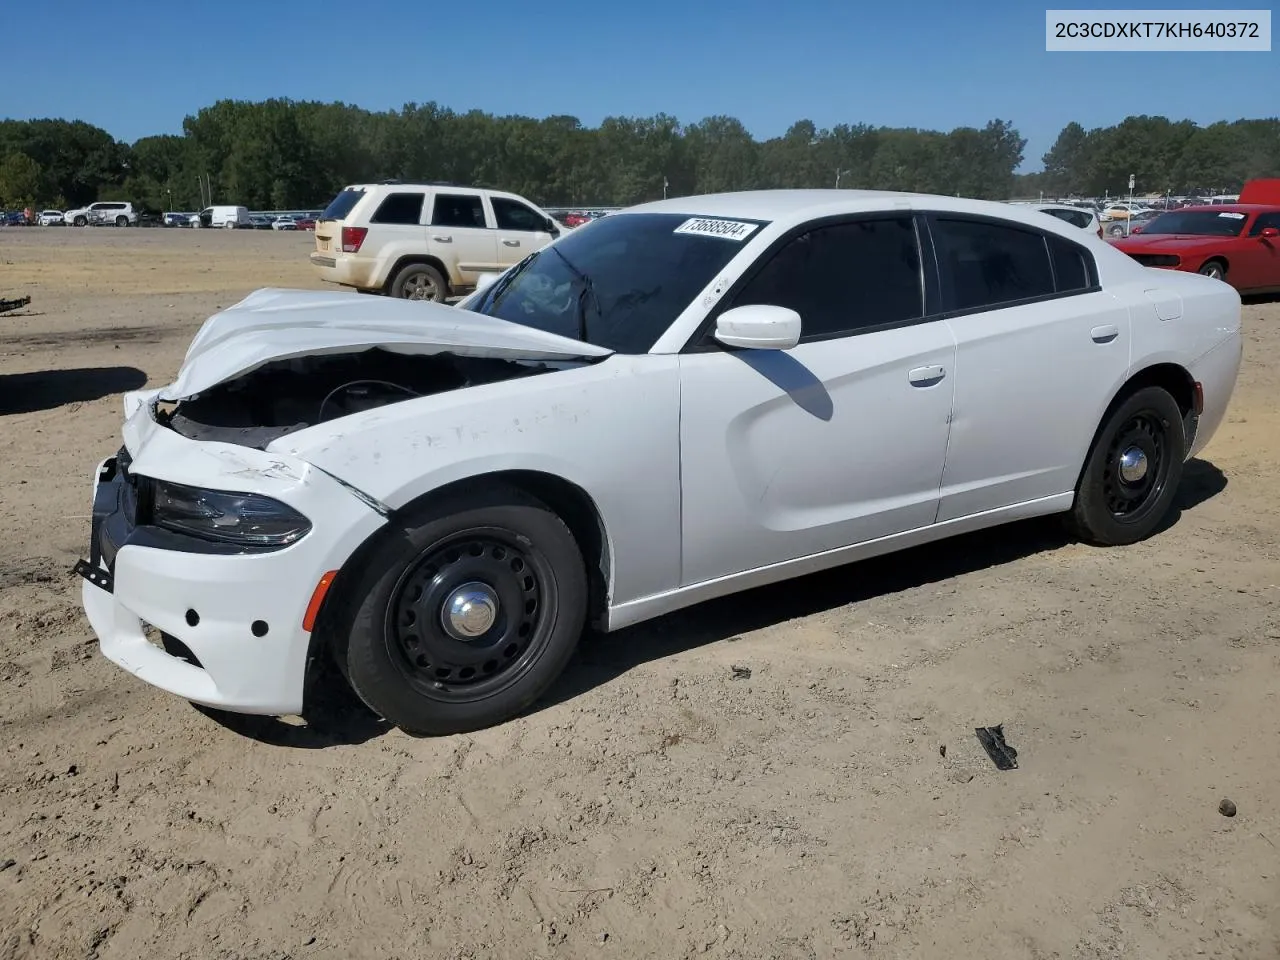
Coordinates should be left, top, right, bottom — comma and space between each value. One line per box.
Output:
442, 582, 499, 641
1118, 446, 1148, 484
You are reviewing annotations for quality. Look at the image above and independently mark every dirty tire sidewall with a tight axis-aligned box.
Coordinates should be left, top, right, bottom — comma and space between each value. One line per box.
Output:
1069, 385, 1186, 546
390, 262, 447, 302
345, 488, 587, 736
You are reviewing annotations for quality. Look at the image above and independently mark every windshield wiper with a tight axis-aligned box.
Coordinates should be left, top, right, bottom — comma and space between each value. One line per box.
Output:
478, 252, 537, 312
548, 245, 601, 343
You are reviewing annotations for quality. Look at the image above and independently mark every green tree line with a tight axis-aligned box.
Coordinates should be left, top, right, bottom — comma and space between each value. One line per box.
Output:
0, 100, 1276, 211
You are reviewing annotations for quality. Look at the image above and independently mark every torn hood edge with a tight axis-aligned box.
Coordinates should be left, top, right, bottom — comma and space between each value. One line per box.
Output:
152, 287, 613, 402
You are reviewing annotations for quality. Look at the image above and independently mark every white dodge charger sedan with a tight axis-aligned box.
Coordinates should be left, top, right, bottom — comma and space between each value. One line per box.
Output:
78, 190, 1243, 736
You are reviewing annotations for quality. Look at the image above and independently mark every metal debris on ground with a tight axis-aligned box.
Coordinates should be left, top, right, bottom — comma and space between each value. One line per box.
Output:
730, 664, 752, 680
0, 295, 32, 315
975, 724, 1018, 770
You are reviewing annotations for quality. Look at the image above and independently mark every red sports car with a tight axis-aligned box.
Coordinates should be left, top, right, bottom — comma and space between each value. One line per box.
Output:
1110, 181, 1280, 294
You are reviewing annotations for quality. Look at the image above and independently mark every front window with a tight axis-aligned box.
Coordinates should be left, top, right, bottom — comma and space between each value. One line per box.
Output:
465, 212, 763, 354
1140, 211, 1248, 237
492, 197, 546, 232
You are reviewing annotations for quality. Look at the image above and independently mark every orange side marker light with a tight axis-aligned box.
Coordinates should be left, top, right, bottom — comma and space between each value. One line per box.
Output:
303, 570, 340, 632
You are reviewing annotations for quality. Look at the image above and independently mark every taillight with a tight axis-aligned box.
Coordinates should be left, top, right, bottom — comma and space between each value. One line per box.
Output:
341, 226, 367, 253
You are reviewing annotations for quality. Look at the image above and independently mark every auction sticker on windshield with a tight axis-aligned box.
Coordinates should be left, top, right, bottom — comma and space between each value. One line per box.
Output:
674, 218, 760, 241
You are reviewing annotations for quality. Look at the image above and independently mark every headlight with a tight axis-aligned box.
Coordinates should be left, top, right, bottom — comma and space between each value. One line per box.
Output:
152, 481, 312, 547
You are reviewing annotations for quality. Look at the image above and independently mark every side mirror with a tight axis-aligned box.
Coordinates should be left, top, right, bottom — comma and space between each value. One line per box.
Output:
713, 304, 801, 351
1260, 227, 1280, 239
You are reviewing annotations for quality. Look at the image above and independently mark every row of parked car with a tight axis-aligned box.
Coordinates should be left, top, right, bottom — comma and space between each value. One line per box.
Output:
2, 201, 151, 227
161, 207, 324, 230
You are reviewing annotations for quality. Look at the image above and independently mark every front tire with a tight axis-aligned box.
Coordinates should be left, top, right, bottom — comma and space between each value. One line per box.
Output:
390, 262, 448, 302
1068, 386, 1186, 546
343, 487, 588, 736
1198, 259, 1226, 282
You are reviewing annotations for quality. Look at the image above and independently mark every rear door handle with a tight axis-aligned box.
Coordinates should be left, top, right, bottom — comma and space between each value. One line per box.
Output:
502, 238, 520, 247
432, 235, 452, 242
908, 365, 946, 386
1091, 324, 1119, 343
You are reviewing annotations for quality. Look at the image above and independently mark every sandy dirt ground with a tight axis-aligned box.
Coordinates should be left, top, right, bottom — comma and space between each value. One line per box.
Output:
1, 227, 1278, 960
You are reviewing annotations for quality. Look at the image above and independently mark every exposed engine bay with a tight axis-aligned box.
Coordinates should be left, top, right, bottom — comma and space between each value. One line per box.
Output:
158, 347, 560, 449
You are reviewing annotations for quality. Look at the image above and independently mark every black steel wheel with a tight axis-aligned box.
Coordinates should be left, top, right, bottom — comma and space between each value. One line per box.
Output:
343, 486, 587, 735
1068, 385, 1185, 546
387, 528, 553, 702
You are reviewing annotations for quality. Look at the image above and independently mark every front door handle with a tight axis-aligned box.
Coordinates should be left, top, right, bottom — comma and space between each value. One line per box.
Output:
432, 235, 452, 242
1091, 324, 1119, 343
908, 365, 946, 386
502, 238, 520, 247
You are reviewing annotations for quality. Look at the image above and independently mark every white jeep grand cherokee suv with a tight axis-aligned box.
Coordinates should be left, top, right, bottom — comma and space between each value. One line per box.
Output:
310, 182, 563, 302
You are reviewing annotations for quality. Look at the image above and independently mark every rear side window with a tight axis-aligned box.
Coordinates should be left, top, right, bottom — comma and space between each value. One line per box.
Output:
322, 189, 365, 221
492, 197, 546, 232
432, 194, 486, 228
370, 192, 425, 225
730, 217, 924, 341
1043, 208, 1090, 229
932, 218, 1055, 311
1048, 235, 1093, 292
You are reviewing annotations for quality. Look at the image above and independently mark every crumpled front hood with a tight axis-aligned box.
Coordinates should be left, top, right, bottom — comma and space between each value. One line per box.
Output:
155, 287, 612, 401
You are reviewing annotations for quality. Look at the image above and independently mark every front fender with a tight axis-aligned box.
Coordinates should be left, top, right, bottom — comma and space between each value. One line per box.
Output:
272, 355, 683, 606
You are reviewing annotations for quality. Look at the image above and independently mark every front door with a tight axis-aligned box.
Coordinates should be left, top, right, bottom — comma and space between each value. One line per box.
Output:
678, 215, 957, 587
488, 196, 558, 267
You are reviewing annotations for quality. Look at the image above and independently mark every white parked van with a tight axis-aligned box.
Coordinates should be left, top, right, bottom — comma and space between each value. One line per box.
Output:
193, 206, 251, 229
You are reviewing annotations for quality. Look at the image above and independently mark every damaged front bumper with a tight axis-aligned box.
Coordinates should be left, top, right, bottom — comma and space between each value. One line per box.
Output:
76, 399, 387, 716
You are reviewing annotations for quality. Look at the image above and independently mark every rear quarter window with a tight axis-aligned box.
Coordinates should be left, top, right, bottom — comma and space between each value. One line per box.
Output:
370, 192, 426, 225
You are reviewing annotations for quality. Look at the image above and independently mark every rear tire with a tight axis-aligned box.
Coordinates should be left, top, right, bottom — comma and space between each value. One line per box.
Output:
1067, 386, 1185, 546
343, 486, 588, 736
390, 262, 447, 302
115, 216, 128, 227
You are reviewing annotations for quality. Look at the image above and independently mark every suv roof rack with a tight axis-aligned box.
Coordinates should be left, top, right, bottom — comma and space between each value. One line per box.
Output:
376, 179, 458, 186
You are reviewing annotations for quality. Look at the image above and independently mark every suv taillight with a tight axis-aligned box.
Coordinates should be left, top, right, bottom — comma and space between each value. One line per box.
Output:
341, 226, 367, 253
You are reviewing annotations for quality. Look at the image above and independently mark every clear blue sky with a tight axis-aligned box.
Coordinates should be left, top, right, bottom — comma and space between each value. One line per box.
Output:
2, 0, 1275, 171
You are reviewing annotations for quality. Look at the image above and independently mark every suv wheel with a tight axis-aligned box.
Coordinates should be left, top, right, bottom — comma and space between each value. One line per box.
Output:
74, 216, 87, 227
390, 263, 448, 302
115, 216, 129, 228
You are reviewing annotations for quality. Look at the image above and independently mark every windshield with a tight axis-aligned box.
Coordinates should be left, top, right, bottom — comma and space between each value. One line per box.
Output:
1140, 210, 1248, 237
464, 212, 764, 353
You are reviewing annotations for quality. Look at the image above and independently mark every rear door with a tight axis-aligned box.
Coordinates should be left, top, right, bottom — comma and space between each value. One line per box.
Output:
489, 195, 558, 267
429, 192, 499, 286
929, 214, 1131, 520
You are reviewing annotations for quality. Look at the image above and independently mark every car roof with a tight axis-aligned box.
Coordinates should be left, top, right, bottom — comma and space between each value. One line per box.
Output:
618, 189, 1102, 235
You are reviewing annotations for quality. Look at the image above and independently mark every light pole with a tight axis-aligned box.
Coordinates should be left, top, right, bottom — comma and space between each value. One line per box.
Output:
835, 169, 851, 189
663, 176, 668, 200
